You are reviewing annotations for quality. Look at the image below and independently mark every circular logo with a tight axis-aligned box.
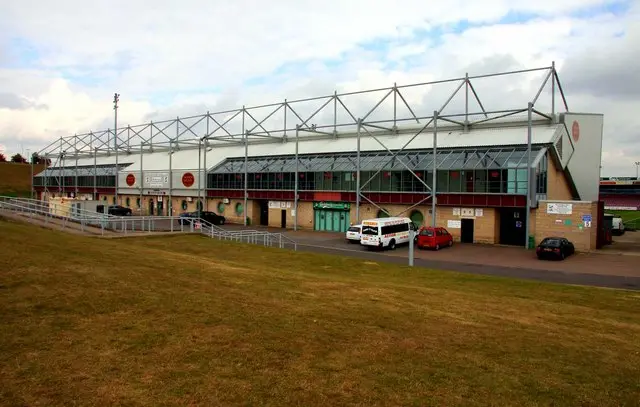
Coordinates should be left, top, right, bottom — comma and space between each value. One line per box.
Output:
182, 172, 195, 188
125, 173, 136, 186
572, 120, 580, 143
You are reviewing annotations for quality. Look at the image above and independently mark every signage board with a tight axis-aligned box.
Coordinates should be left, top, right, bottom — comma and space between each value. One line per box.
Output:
546, 203, 573, 215
313, 201, 350, 210
447, 220, 461, 229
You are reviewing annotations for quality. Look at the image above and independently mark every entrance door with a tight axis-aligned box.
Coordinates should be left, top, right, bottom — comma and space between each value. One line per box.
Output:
149, 199, 155, 215
157, 200, 164, 216
499, 208, 526, 246
461, 218, 474, 243
281, 210, 287, 228
259, 201, 269, 226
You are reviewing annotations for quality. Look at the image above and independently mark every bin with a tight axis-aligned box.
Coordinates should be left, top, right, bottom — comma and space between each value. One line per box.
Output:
528, 235, 535, 249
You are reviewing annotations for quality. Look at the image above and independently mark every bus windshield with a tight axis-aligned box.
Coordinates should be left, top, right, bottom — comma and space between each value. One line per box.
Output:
361, 226, 379, 235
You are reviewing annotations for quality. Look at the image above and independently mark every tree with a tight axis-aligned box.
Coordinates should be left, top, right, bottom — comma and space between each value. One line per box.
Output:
31, 152, 50, 165
10, 153, 28, 164
0, 153, 6, 162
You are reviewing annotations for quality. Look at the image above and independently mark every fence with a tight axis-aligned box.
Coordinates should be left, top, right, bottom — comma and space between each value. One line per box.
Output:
0, 196, 297, 250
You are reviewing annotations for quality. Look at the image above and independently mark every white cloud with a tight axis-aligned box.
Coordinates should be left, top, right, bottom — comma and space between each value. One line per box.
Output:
0, 0, 639, 176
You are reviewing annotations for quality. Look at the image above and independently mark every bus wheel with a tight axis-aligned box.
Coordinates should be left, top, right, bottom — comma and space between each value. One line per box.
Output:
388, 240, 396, 250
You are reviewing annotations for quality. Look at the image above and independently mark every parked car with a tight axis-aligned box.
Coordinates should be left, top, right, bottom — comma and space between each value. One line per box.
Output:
536, 237, 575, 260
345, 224, 362, 243
179, 211, 226, 226
96, 205, 132, 216
416, 226, 453, 250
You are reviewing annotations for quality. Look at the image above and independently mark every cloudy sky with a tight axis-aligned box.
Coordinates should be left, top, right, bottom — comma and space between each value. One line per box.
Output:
0, 0, 638, 176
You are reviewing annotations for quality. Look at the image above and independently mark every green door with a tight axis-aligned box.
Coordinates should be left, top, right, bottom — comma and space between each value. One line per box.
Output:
314, 210, 321, 231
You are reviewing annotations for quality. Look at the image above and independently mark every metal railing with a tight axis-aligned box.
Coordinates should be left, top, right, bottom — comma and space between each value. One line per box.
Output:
0, 196, 297, 250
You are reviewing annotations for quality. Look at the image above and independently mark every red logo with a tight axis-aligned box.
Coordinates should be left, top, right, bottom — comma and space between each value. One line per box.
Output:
572, 120, 580, 143
182, 172, 195, 188
125, 173, 136, 186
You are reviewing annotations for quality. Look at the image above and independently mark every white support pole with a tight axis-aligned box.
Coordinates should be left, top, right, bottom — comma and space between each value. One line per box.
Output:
140, 142, 144, 215
294, 125, 299, 231
525, 102, 533, 249
551, 61, 556, 123
355, 119, 362, 223
197, 138, 202, 219
432, 111, 438, 227
169, 139, 173, 217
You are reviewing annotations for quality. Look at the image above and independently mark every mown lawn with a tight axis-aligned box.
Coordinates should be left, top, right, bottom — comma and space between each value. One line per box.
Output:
1, 217, 639, 406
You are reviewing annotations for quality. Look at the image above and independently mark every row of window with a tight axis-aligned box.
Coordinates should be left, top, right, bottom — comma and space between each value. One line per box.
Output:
36, 168, 548, 195
207, 168, 547, 194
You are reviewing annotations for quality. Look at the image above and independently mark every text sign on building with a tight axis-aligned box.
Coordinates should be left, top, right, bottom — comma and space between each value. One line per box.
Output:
313, 202, 350, 210
145, 173, 169, 189
447, 220, 462, 229
268, 201, 292, 209
546, 203, 573, 215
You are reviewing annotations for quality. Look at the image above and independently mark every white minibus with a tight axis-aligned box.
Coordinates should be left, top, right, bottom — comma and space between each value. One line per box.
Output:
360, 217, 416, 250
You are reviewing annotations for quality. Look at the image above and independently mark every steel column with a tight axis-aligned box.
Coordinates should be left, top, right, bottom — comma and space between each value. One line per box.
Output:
139, 142, 144, 215
243, 107, 248, 227
74, 153, 78, 198
355, 119, 362, 223
197, 138, 202, 219
203, 139, 208, 211
551, 62, 556, 122
168, 139, 173, 217
294, 125, 299, 231
93, 148, 97, 200
464, 73, 469, 132
525, 102, 533, 249
432, 111, 438, 227
29, 152, 34, 199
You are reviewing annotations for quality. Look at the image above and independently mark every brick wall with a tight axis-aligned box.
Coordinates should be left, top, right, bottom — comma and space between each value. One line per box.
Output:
350, 204, 500, 244
534, 200, 598, 251
547, 153, 574, 200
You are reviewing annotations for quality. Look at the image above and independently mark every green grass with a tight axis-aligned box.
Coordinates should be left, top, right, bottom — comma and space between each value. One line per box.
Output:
1, 217, 640, 406
608, 210, 640, 222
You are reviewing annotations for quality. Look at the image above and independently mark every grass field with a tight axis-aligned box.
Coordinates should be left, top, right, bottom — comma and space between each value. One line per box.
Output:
0, 162, 45, 197
1, 217, 639, 406
608, 210, 640, 222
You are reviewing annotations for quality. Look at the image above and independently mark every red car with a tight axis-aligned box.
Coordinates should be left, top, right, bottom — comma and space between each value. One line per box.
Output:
417, 226, 454, 250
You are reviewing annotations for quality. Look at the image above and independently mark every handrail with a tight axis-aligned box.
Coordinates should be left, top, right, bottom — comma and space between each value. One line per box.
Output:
0, 195, 297, 250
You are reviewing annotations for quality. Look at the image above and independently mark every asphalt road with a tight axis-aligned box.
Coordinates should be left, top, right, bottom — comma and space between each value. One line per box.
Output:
292, 242, 640, 290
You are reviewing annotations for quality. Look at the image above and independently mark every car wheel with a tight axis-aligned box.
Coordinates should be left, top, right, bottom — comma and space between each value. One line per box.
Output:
435, 244, 440, 251
448, 240, 453, 247
388, 240, 396, 250
560, 252, 565, 260
219, 219, 225, 225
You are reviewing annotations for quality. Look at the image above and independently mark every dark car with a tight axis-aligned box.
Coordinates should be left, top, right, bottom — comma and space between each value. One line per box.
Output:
536, 237, 575, 260
179, 211, 226, 226
97, 205, 132, 216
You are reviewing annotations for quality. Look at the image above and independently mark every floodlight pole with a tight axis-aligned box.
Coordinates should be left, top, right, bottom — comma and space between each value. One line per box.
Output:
525, 102, 533, 249
113, 93, 119, 205
197, 137, 202, 219
635, 162, 640, 180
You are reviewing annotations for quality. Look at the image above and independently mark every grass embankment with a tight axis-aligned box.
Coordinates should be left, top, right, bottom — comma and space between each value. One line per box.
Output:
1, 217, 639, 406
0, 162, 45, 197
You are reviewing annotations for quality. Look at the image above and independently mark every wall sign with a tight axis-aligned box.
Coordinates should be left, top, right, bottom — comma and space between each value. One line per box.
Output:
269, 201, 292, 209
182, 172, 195, 188
474, 208, 484, 217
547, 203, 573, 215
460, 208, 475, 217
313, 201, 350, 210
447, 220, 461, 229
126, 173, 136, 187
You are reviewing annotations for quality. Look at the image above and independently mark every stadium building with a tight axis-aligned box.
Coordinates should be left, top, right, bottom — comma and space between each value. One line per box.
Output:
599, 177, 640, 210
32, 65, 607, 250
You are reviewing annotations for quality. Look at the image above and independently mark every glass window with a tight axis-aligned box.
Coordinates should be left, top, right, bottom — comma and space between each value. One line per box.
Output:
181, 200, 188, 210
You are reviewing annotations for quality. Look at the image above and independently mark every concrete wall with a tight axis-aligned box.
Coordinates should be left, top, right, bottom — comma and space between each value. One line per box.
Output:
561, 113, 604, 201
535, 200, 598, 251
